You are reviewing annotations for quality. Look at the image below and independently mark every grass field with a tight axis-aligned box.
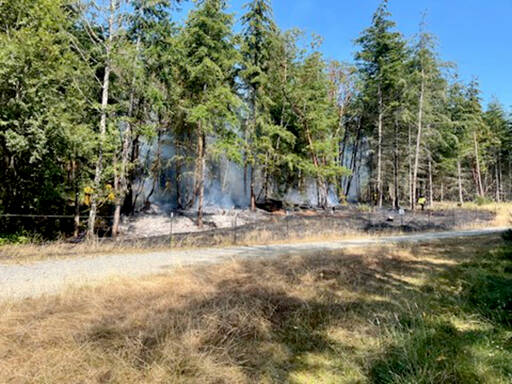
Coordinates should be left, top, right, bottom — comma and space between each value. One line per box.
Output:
1, 234, 511, 383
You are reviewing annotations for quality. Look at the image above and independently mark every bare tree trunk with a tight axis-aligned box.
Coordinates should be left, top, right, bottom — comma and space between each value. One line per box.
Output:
509, 159, 512, 201
242, 118, 248, 199
112, 36, 140, 235
457, 158, 464, 205
123, 134, 140, 214
87, 0, 116, 238
408, 124, 413, 208
412, 68, 425, 211
250, 165, 256, 210
377, 83, 383, 208
196, 131, 206, 228
112, 159, 121, 237
428, 155, 433, 207
440, 181, 444, 202
345, 117, 362, 197
393, 115, 400, 210
112, 121, 133, 237
339, 122, 350, 190
496, 153, 501, 202
72, 159, 80, 237
473, 132, 484, 197
263, 152, 271, 200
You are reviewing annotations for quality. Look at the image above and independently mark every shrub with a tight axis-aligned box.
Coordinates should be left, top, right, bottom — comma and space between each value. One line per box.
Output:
475, 195, 493, 206
502, 229, 512, 243
0, 232, 41, 246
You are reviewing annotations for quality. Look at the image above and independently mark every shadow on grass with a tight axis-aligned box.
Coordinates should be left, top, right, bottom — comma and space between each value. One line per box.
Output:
75, 236, 511, 383
369, 241, 512, 384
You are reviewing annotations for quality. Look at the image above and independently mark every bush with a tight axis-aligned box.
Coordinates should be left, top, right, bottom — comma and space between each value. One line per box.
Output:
357, 203, 372, 212
0, 232, 41, 246
502, 230, 512, 243
475, 195, 493, 206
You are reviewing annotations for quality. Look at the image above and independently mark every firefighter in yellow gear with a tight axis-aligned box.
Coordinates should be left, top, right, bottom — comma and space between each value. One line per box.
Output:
84, 186, 94, 206
418, 196, 426, 211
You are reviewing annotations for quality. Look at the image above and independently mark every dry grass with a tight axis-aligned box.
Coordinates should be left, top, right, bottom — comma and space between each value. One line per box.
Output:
434, 201, 512, 228
0, 239, 171, 265
1, 235, 510, 383
2, 203, 509, 265
0, 231, 372, 265
0, 227, 409, 265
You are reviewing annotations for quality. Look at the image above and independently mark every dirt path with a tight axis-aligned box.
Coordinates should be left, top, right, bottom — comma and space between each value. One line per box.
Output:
0, 228, 507, 301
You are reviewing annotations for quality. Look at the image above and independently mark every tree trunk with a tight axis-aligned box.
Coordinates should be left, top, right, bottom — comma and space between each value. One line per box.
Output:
457, 158, 464, 205
72, 160, 80, 237
495, 153, 501, 202
123, 134, 140, 215
339, 121, 350, 191
473, 131, 484, 197
250, 165, 256, 210
113, 36, 140, 234
87, 0, 116, 238
408, 124, 413, 208
412, 67, 425, 211
393, 115, 400, 210
263, 152, 271, 200
428, 155, 433, 207
196, 131, 206, 228
377, 83, 383, 208
345, 117, 362, 197
509, 159, 512, 201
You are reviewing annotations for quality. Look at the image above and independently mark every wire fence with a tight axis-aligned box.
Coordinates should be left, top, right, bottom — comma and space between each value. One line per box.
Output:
0, 206, 499, 249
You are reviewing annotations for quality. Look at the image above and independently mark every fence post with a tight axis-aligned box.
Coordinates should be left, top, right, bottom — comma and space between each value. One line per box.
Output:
233, 213, 237, 245
170, 212, 174, 248
285, 210, 289, 239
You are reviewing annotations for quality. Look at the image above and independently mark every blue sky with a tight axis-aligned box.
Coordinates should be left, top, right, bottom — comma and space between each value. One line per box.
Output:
178, 0, 511, 110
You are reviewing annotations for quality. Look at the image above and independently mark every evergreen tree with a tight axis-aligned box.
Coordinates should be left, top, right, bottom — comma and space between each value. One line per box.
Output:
240, 0, 278, 208
179, 0, 241, 226
0, 0, 94, 233
408, 25, 447, 208
483, 100, 508, 201
288, 38, 348, 207
355, 0, 406, 207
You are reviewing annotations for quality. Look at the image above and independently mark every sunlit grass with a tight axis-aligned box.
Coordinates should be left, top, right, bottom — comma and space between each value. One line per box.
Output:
0, 235, 511, 383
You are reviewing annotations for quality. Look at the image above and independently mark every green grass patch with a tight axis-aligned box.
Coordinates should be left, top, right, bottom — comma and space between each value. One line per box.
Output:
369, 243, 512, 384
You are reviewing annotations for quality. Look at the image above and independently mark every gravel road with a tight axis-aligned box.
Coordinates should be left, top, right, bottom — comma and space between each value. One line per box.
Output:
0, 228, 507, 301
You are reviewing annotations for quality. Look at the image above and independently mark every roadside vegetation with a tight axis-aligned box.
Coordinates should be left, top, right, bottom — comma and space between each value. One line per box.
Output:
1, 202, 509, 265
1, 235, 510, 383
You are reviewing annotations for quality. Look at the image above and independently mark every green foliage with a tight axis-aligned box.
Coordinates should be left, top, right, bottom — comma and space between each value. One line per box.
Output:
0, 0, 511, 238
0, 0, 95, 215
475, 195, 492, 206
501, 230, 512, 243
0, 231, 42, 246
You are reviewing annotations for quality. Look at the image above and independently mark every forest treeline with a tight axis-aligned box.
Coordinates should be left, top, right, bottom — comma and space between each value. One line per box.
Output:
1, 0, 511, 237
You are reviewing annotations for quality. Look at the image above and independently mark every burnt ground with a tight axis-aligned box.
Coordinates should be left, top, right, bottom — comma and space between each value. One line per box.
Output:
111, 207, 497, 249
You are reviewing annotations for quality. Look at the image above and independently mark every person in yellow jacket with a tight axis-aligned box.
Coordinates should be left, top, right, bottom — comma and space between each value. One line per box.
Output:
418, 196, 426, 211
84, 186, 94, 206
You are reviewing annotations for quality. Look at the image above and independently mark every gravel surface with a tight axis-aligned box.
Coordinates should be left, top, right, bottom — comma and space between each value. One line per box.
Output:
0, 228, 507, 301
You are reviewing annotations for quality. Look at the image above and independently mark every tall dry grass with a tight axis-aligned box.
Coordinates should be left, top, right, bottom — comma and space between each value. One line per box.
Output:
1, 235, 510, 383
434, 201, 512, 228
